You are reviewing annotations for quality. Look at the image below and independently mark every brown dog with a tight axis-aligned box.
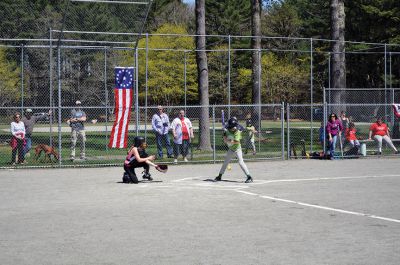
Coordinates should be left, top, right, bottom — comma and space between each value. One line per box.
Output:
34, 144, 59, 163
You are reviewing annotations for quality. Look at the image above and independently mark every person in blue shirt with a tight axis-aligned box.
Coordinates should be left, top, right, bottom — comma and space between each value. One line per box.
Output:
151, 105, 173, 159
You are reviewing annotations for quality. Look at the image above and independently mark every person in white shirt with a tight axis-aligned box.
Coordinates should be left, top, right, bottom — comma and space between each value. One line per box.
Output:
151, 105, 173, 159
10, 112, 26, 165
171, 110, 194, 163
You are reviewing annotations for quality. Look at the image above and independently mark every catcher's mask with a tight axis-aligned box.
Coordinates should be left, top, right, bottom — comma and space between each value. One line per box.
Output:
134, 136, 146, 148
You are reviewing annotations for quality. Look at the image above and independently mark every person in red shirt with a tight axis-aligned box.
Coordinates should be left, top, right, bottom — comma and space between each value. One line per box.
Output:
171, 110, 194, 164
345, 122, 360, 147
368, 117, 398, 155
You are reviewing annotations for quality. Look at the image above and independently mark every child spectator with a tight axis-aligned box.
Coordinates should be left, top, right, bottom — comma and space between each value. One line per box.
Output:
345, 122, 360, 147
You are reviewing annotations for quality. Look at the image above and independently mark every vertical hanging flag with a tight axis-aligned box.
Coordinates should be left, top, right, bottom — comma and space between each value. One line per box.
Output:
108, 67, 134, 148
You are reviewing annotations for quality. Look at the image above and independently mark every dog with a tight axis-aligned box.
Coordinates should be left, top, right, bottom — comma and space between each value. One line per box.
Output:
34, 144, 59, 163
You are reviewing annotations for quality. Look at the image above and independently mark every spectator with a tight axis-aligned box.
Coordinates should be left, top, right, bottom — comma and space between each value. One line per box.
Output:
368, 117, 399, 155
326, 113, 343, 159
340, 111, 350, 130
10, 112, 26, 165
345, 122, 360, 147
22, 108, 51, 158
67, 100, 87, 161
244, 119, 257, 155
151, 105, 173, 159
171, 109, 194, 163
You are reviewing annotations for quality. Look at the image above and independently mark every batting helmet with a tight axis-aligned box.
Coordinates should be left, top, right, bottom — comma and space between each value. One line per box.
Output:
227, 117, 238, 129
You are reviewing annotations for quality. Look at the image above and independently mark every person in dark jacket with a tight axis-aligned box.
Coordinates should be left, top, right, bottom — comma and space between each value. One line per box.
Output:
326, 113, 343, 159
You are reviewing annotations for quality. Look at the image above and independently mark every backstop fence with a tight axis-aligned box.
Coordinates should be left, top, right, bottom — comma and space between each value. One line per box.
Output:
1, 36, 400, 168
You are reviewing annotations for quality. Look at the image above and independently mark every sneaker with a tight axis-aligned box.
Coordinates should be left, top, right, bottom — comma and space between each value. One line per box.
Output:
70, 156, 75, 161
245, 176, 253, 183
80, 156, 87, 160
395, 151, 399, 154
25, 152, 31, 158
142, 172, 153, 181
167, 155, 174, 158
173, 159, 178, 164
183, 157, 188, 162
214, 175, 222, 181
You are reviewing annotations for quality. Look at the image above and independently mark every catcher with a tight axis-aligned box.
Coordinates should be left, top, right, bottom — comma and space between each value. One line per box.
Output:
123, 136, 167, 184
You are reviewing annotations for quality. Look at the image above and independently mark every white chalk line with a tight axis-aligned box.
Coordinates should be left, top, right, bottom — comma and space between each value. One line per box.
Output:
172, 174, 400, 186
235, 190, 400, 224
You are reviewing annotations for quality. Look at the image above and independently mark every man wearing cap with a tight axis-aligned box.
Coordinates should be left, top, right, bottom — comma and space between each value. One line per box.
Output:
22, 108, 51, 158
68, 100, 87, 161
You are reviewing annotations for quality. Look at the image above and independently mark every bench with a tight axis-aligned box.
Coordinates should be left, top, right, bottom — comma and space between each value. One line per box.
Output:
359, 138, 400, 156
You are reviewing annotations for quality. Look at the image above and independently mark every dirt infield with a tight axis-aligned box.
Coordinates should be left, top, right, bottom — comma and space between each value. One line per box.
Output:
1, 159, 399, 264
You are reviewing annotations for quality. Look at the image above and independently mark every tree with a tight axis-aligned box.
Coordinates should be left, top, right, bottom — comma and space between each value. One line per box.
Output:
330, 0, 346, 109
0, 48, 21, 107
137, 24, 197, 105
195, 0, 212, 151
251, 0, 262, 128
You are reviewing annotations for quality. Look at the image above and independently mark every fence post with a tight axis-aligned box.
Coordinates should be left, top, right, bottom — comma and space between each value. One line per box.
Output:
328, 52, 331, 111
286, 103, 290, 160
228, 35, 231, 115
104, 47, 109, 151
281, 102, 285, 160
135, 48, 139, 136
184, 51, 187, 112
20, 44, 24, 113
323, 100, 327, 155
57, 47, 62, 166
384, 43, 388, 121
145, 33, 149, 141
49, 29, 53, 147
212, 105, 216, 163
310, 38, 314, 153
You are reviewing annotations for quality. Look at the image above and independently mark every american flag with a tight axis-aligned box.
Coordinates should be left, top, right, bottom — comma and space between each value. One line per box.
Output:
108, 67, 134, 148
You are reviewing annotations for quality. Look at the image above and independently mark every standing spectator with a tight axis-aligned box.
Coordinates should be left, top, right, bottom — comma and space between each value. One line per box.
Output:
151, 105, 173, 159
244, 119, 257, 155
326, 113, 343, 159
10, 112, 26, 165
345, 122, 360, 147
22, 108, 51, 158
67, 100, 87, 161
339, 111, 350, 130
368, 117, 399, 155
171, 109, 194, 163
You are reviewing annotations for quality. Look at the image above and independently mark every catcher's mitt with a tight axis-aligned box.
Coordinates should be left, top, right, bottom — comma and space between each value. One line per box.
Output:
155, 164, 168, 173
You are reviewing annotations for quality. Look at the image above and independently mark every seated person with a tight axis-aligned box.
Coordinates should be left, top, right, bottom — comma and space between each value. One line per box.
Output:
345, 122, 360, 147
123, 136, 163, 183
368, 117, 399, 155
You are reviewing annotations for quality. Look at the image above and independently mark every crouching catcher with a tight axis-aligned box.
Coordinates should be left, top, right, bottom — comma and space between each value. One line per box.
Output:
123, 136, 167, 184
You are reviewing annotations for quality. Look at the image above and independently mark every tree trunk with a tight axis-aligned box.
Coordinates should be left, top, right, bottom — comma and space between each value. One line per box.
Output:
195, 0, 212, 151
330, 0, 346, 114
251, 0, 262, 128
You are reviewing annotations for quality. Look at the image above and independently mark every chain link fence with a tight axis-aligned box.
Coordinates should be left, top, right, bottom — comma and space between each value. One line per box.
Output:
1, 104, 285, 168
